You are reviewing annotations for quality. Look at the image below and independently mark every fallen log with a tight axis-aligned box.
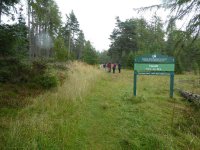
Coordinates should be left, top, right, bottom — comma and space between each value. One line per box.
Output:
178, 89, 200, 106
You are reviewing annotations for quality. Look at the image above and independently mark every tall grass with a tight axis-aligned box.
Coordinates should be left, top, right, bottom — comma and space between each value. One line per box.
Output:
1, 64, 200, 149
3, 61, 102, 149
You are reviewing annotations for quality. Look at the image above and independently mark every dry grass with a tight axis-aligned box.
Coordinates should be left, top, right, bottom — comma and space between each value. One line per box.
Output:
2, 61, 103, 149
1, 63, 200, 149
175, 73, 200, 94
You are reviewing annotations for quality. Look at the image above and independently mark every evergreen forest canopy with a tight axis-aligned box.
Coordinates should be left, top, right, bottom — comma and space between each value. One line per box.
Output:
108, 0, 200, 73
108, 16, 200, 73
0, 0, 98, 64
0, 0, 199, 74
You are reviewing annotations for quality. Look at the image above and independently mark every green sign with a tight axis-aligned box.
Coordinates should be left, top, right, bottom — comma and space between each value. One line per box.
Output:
134, 63, 175, 72
135, 54, 174, 63
133, 54, 175, 98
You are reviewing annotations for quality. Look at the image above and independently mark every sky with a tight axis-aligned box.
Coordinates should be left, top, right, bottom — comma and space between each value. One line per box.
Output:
54, 0, 167, 52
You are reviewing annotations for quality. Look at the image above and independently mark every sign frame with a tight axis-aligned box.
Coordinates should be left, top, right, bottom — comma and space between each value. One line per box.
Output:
133, 54, 175, 98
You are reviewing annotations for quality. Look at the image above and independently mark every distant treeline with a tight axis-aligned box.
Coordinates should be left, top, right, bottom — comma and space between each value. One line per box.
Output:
0, 0, 199, 74
0, 0, 98, 65
0, 0, 99, 88
105, 16, 200, 74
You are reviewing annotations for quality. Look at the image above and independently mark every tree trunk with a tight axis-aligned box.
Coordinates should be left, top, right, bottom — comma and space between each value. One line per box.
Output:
31, 5, 36, 58
27, 0, 31, 59
68, 30, 71, 59
0, 0, 3, 24
179, 89, 200, 106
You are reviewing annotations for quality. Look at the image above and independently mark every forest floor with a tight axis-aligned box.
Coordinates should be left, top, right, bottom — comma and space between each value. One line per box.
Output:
0, 62, 200, 149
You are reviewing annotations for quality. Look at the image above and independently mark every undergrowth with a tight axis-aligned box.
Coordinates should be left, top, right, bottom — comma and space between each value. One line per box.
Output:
0, 63, 199, 149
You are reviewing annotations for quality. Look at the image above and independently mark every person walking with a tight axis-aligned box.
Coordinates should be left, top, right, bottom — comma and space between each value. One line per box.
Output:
113, 63, 116, 73
103, 64, 106, 71
118, 63, 121, 73
107, 63, 111, 73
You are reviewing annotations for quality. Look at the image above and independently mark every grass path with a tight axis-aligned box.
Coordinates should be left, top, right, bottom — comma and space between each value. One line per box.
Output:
1, 63, 200, 149
58, 70, 199, 149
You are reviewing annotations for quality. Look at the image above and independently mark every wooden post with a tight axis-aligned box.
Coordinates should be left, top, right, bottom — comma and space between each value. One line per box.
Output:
134, 71, 137, 96
170, 72, 174, 98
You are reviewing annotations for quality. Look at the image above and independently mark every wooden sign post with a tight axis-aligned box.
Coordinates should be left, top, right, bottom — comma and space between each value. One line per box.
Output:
134, 54, 175, 98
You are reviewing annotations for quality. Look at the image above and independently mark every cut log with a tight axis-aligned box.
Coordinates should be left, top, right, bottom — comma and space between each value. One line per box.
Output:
178, 89, 200, 106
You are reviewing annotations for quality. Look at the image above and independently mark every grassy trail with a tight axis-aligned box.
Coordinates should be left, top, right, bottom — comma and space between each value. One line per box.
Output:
67, 71, 199, 149
1, 63, 200, 149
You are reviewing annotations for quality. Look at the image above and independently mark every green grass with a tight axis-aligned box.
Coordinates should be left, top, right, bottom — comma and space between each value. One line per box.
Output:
0, 62, 200, 149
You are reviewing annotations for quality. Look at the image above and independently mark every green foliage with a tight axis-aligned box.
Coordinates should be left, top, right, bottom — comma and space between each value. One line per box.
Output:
53, 37, 68, 61
109, 16, 165, 68
0, 58, 58, 89
137, 0, 199, 39
31, 0, 62, 37
32, 59, 48, 75
126, 52, 135, 68
64, 10, 80, 59
193, 62, 199, 75
162, 0, 200, 37
65, 10, 79, 34
134, 18, 150, 53
166, 23, 200, 73
1, 68, 199, 149
32, 74, 58, 89
74, 30, 85, 59
97, 50, 111, 64
0, 58, 31, 83
132, 0, 200, 74
0, 0, 19, 23
27, 0, 62, 59
175, 57, 183, 74
82, 41, 98, 65
108, 15, 200, 73
109, 17, 138, 62
148, 15, 165, 53
1, 0, 200, 147
30, 59, 58, 89
0, 24, 28, 57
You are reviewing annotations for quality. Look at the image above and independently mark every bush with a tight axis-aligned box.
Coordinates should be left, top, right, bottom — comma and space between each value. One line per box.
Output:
32, 74, 58, 89
0, 58, 60, 89
127, 52, 135, 69
193, 62, 199, 75
0, 58, 32, 83
0, 24, 28, 57
32, 59, 48, 75
53, 37, 68, 61
175, 57, 183, 74
0, 69, 11, 83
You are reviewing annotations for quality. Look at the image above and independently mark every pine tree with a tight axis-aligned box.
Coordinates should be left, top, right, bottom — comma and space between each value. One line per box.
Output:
0, 0, 19, 23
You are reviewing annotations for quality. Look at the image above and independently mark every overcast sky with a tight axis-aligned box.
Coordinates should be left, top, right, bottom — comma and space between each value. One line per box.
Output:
53, 0, 168, 52
54, 0, 167, 51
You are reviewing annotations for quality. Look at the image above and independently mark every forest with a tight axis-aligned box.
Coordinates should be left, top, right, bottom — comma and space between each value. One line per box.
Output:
0, 0, 99, 89
0, 0, 200, 149
0, 0, 200, 79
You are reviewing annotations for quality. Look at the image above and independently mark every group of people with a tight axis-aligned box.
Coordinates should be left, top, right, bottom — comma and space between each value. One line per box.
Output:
102, 63, 121, 73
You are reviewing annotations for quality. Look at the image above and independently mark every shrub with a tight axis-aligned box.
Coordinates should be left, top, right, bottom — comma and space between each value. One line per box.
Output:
0, 69, 11, 83
32, 59, 48, 75
32, 74, 58, 89
0, 24, 28, 57
127, 52, 135, 69
0, 58, 60, 89
0, 58, 32, 83
175, 58, 183, 74
53, 37, 68, 61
